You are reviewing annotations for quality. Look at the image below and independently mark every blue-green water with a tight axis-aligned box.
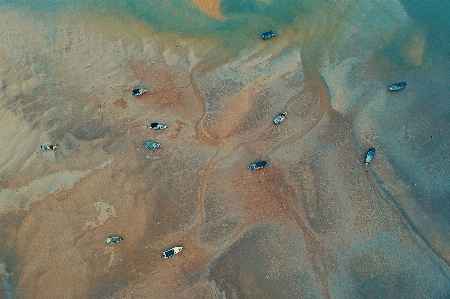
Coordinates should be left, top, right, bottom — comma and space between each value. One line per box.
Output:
0, 0, 425, 64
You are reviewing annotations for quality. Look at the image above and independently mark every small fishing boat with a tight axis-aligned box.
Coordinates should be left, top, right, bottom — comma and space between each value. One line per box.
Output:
150, 123, 168, 130
261, 31, 277, 40
106, 237, 123, 243
145, 141, 162, 149
274, 112, 288, 125
41, 144, 59, 151
248, 161, 268, 170
162, 246, 183, 259
388, 82, 407, 91
365, 147, 376, 165
132, 87, 149, 96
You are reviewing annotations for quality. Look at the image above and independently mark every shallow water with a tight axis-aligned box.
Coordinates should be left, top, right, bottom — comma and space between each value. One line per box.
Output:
0, 0, 449, 298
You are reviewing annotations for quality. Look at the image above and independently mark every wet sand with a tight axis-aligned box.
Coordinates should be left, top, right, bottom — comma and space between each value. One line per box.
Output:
0, 3, 450, 299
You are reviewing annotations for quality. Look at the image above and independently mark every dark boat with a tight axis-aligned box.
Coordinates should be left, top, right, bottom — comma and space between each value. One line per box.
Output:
150, 123, 167, 130
388, 82, 407, 91
365, 147, 376, 165
132, 87, 148, 96
261, 31, 277, 40
162, 246, 183, 259
106, 237, 123, 243
248, 160, 268, 170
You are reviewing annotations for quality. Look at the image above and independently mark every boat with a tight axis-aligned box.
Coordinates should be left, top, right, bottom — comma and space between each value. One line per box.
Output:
106, 237, 123, 243
261, 31, 277, 40
150, 123, 168, 130
388, 82, 407, 91
365, 147, 376, 165
273, 112, 287, 125
145, 141, 162, 149
162, 246, 183, 259
248, 160, 268, 170
41, 144, 59, 151
132, 87, 149, 96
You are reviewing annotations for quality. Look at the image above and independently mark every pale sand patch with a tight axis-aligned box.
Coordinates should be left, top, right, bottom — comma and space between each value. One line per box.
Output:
162, 48, 185, 68
320, 57, 363, 115
188, 47, 201, 72
191, 0, 224, 19
0, 108, 49, 178
353, 88, 387, 146
106, 248, 115, 269
0, 159, 112, 215
100, 246, 116, 271
3, 74, 43, 100
83, 200, 117, 230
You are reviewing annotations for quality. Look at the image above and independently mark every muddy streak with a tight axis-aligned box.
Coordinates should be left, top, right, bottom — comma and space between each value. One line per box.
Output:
189, 61, 225, 146
275, 176, 334, 299
366, 168, 450, 280
193, 153, 220, 232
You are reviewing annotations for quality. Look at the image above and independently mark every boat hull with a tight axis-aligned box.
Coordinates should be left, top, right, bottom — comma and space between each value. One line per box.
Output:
150, 123, 168, 130
107, 237, 123, 243
41, 144, 59, 151
274, 112, 287, 125
365, 147, 376, 165
132, 87, 149, 96
162, 246, 183, 259
388, 82, 407, 91
262, 31, 277, 40
145, 141, 162, 149
249, 161, 268, 170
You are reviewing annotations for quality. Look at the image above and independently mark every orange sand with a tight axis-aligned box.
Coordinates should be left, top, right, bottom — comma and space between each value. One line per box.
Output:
191, 0, 224, 19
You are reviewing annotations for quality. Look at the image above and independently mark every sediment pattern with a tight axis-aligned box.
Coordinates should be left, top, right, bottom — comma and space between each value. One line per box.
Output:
0, 4, 449, 299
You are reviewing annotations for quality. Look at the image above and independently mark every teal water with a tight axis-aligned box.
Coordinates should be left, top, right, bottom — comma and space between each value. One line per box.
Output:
0, 0, 418, 64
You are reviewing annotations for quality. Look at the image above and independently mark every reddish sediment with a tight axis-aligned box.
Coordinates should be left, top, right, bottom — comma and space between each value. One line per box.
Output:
191, 0, 224, 19
0, 7, 449, 299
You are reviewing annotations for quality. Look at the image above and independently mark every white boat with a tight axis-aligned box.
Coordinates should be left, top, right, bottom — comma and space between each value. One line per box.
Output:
162, 246, 183, 259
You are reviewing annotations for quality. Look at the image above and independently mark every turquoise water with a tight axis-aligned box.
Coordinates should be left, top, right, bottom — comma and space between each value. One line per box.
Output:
402, 0, 450, 52
0, 0, 418, 63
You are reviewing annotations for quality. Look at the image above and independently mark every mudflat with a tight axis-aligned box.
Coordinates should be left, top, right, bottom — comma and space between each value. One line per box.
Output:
0, 2, 449, 299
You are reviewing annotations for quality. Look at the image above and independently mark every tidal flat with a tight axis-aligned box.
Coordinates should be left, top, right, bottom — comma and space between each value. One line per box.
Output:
0, 1, 449, 298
